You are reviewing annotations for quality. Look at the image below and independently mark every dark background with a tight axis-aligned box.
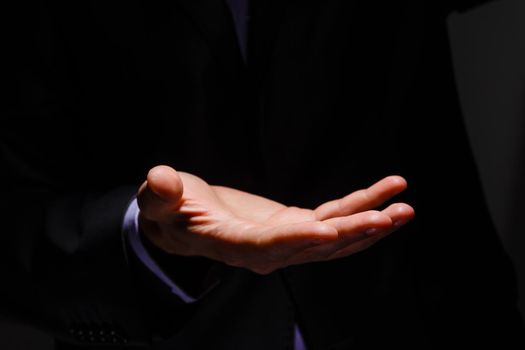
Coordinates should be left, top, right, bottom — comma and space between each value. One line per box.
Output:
1, 0, 524, 348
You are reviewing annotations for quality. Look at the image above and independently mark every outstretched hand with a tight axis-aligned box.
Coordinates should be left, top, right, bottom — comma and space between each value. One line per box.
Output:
137, 165, 414, 274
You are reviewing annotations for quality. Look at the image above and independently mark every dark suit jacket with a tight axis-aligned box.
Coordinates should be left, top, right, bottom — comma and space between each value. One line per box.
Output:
2, 0, 523, 349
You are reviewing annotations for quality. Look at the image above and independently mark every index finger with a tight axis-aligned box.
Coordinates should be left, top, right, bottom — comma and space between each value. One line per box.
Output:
314, 175, 407, 220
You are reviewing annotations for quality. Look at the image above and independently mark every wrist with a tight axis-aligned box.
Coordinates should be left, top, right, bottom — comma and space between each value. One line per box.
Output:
137, 216, 224, 300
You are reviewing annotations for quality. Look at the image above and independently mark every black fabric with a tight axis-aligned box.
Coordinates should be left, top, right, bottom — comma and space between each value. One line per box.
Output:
2, 0, 523, 349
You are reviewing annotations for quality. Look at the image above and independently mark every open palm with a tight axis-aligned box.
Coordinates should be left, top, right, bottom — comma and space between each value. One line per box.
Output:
138, 166, 414, 274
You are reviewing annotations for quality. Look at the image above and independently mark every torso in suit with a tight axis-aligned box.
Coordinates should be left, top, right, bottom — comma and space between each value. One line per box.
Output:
2, 0, 524, 349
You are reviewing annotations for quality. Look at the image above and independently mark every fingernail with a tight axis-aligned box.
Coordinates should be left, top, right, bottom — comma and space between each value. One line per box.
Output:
393, 220, 405, 227
365, 228, 379, 235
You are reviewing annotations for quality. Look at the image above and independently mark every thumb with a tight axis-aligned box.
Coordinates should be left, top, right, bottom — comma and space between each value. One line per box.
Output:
137, 165, 184, 222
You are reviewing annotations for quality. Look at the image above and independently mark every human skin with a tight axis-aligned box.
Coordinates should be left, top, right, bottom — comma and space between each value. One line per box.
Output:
137, 165, 415, 274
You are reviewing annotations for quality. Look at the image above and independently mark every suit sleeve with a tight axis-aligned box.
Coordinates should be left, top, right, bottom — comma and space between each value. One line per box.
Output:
0, 3, 224, 347
444, 0, 499, 13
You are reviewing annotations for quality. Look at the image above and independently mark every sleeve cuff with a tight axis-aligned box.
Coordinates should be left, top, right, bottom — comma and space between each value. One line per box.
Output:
123, 198, 197, 303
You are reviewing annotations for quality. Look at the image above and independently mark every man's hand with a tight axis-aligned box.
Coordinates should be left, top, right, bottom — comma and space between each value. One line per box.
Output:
137, 165, 414, 274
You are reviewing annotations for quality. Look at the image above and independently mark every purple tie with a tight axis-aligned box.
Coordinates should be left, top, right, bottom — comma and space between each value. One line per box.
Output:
225, 0, 250, 61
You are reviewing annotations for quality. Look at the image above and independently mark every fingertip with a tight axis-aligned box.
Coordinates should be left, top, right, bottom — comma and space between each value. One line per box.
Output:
147, 165, 178, 183
397, 204, 416, 225
387, 175, 408, 189
397, 203, 415, 217
147, 165, 183, 201
383, 203, 415, 225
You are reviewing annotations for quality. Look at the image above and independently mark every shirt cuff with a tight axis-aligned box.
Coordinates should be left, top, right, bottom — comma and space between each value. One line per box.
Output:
123, 198, 197, 303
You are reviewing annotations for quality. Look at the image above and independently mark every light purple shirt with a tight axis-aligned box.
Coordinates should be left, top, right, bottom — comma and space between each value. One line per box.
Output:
123, 199, 197, 303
